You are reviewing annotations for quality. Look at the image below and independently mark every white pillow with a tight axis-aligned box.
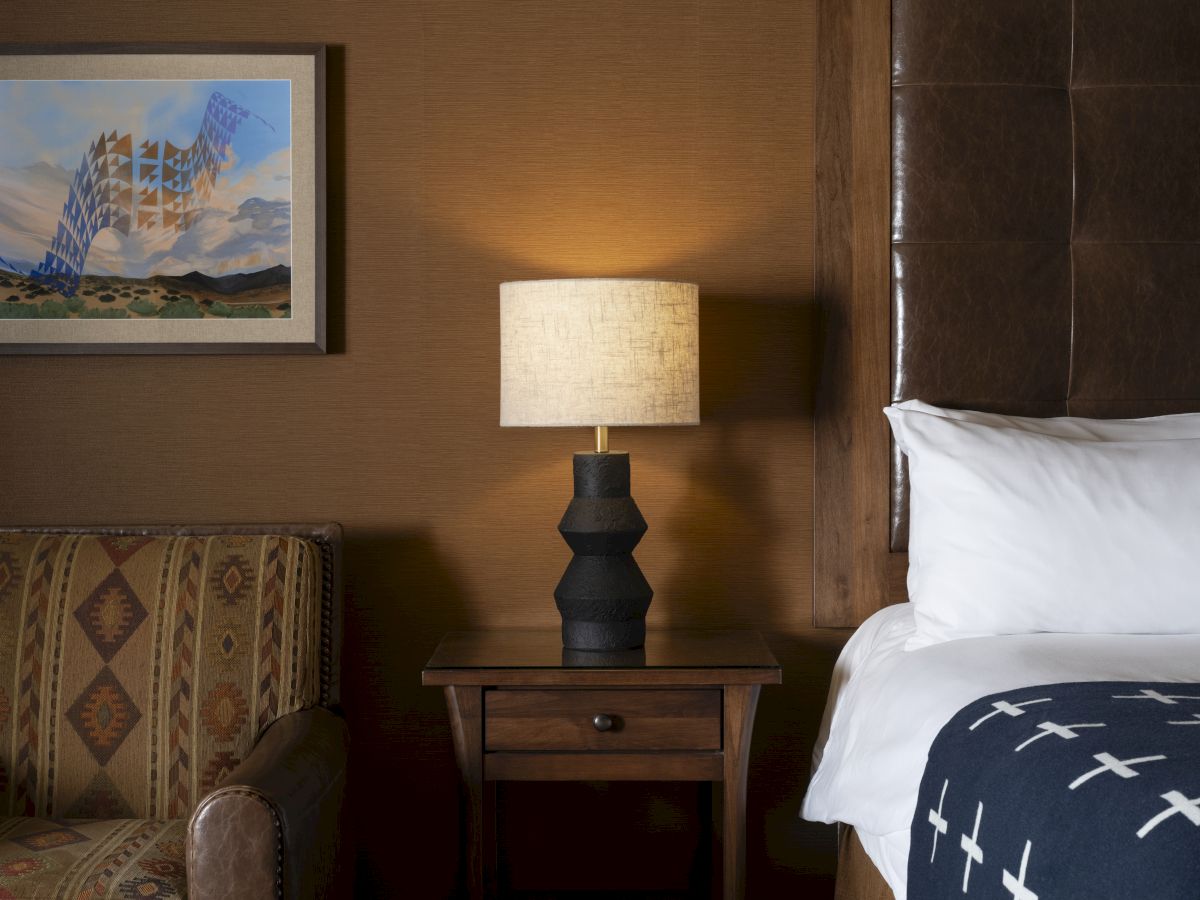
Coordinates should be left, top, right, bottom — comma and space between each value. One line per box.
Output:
885, 406, 1200, 649
893, 398, 1200, 440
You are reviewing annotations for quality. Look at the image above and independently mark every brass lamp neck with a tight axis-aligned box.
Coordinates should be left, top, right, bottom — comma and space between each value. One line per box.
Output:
594, 425, 609, 453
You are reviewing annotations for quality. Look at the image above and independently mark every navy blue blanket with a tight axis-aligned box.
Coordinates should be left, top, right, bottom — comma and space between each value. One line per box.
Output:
908, 682, 1200, 899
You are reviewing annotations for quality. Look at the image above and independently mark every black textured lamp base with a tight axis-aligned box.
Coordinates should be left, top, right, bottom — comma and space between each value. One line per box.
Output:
554, 452, 652, 651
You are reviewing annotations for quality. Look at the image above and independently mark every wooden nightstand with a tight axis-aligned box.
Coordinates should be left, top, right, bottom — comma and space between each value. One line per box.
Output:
422, 629, 781, 900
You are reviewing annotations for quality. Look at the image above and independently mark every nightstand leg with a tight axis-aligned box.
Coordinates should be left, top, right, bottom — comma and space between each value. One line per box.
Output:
722, 684, 761, 900
445, 685, 489, 900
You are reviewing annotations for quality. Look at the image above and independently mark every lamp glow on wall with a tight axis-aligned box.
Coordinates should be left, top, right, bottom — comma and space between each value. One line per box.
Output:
500, 279, 700, 651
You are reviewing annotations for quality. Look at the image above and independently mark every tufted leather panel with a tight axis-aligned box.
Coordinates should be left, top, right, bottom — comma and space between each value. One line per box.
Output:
891, 0, 1200, 550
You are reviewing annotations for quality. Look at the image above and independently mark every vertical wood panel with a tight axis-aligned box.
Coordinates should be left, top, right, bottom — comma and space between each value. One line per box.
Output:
813, 0, 893, 627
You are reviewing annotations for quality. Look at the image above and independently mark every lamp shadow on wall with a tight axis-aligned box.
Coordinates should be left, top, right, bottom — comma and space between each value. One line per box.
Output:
657, 296, 845, 893
339, 528, 472, 897
658, 296, 818, 627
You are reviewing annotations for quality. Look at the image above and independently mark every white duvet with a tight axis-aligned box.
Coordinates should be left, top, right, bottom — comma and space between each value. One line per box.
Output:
801, 603, 1200, 899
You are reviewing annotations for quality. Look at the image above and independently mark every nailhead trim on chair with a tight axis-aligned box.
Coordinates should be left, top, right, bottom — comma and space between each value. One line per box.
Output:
318, 539, 335, 708
217, 787, 286, 899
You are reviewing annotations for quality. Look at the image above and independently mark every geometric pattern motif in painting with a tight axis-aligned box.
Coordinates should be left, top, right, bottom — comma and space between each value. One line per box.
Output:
209, 554, 254, 606
28, 91, 252, 300
199, 682, 249, 743
14, 536, 62, 816
166, 541, 201, 819
65, 667, 143, 766
73, 569, 149, 662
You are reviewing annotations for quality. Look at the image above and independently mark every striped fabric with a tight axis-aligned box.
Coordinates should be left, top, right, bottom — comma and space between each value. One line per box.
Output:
0, 816, 187, 898
0, 532, 322, 820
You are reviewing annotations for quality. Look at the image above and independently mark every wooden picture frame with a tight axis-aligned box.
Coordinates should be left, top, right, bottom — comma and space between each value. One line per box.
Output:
0, 44, 325, 354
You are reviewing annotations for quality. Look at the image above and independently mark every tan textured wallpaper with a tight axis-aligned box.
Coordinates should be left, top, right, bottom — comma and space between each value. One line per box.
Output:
0, 1, 842, 894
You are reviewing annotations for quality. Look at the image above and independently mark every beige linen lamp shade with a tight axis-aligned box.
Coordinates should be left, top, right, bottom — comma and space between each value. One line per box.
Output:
500, 279, 700, 427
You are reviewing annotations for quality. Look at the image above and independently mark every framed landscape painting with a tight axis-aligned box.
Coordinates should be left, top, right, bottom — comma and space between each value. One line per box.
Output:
0, 45, 325, 353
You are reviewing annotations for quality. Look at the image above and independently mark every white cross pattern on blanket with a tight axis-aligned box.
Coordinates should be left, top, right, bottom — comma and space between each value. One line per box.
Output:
1014, 721, 1105, 752
929, 779, 949, 862
1137, 791, 1200, 839
969, 698, 1052, 731
1168, 713, 1200, 725
1068, 752, 1166, 790
960, 802, 984, 893
1001, 840, 1038, 900
1112, 689, 1200, 705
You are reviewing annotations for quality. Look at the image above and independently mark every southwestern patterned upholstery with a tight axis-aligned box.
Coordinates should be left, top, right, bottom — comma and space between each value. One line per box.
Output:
0, 525, 347, 900
0, 818, 187, 899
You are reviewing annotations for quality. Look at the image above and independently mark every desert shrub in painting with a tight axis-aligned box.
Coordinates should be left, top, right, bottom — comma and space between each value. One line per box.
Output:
127, 297, 161, 317
229, 305, 271, 318
38, 299, 68, 318
158, 298, 203, 319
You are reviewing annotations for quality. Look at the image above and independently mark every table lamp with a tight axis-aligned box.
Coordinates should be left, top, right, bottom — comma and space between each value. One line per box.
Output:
500, 278, 700, 651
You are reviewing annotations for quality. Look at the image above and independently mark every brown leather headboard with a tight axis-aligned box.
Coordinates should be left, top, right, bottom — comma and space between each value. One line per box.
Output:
815, 0, 1200, 625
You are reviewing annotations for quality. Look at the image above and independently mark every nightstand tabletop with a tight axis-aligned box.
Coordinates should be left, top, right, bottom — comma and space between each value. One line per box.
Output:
422, 628, 781, 687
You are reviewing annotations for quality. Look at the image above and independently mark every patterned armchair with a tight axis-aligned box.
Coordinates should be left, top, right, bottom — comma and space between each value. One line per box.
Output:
0, 525, 348, 899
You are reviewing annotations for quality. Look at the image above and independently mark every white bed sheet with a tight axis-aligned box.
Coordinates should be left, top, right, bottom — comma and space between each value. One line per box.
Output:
802, 603, 1200, 899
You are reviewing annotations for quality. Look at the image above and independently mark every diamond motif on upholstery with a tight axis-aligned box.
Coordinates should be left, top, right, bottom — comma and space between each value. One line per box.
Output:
138, 854, 186, 881
199, 750, 241, 793
117, 876, 178, 899
98, 536, 155, 567
200, 682, 249, 742
65, 770, 136, 818
209, 554, 254, 606
0, 551, 20, 601
74, 570, 148, 662
66, 667, 143, 765
0, 858, 43, 877
12, 826, 88, 851
208, 615, 249, 673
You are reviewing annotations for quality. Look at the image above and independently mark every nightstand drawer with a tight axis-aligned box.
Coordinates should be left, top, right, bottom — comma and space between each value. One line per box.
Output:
484, 689, 722, 751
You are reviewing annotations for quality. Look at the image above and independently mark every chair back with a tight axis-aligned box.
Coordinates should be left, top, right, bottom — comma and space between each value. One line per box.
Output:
0, 524, 342, 819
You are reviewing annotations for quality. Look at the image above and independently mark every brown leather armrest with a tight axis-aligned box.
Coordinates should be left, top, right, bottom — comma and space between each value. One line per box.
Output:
186, 707, 350, 899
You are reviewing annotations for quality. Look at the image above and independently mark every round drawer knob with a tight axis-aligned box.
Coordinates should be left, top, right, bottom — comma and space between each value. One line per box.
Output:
592, 713, 614, 732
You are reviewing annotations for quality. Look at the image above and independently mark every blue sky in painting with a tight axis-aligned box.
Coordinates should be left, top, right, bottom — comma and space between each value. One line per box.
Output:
0, 79, 292, 278
0, 79, 289, 171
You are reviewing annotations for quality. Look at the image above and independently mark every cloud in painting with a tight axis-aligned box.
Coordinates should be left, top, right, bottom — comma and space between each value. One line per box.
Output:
0, 79, 291, 280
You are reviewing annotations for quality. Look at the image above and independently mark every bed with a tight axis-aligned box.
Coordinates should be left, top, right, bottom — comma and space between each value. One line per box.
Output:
808, 1, 1200, 897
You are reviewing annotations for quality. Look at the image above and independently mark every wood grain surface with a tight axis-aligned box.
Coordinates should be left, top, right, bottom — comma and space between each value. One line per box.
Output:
1, 0, 843, 895
813, 0, 895, 627
485, 689, 722, 751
